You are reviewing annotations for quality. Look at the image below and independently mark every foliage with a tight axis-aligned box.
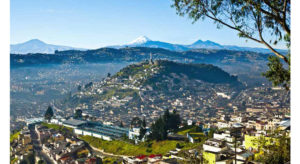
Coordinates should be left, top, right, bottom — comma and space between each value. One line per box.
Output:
172, 0, 290, 89
41, 122, 73, 133
262, 55, 290, 90
150, 60, 241, 86
10, 131, 20, 143
208, 128, 216, 138
119, 121, 124, 128
19, 153, 35, 164
168, 109, 181, 131
131, 117, 142, 128
76, 149, 89, 158
84, 82, 93, 89
149, 109, 181, 141
74, 109, 83, 119
77, 85, 82, 91
149, 116, 167, 141
10, 157, 18, 164
100, 88, 137, 100
102, 157, 120, 164
44, 105, 54, 122
139, 117, 147, 140
37, 160, 46, 164
255, 132, 290, 163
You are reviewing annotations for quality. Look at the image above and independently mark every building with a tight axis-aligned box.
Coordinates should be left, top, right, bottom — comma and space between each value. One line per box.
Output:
25, 117, 44, 126
203, 139, 227, 153
74, 122, 129, 141
128, 128, 140, 140
62, 119, 87, 129
22, 134, 31, 145
213, 132, 234, 143
202, 151, 232, 164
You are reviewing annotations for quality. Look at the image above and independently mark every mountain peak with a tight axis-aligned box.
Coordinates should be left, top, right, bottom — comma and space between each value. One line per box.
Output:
190, 39, 222, 48
128, 36, 151, 45
192, 39, 204, 45
25, 39, 46, 45
10, 39, 85, 54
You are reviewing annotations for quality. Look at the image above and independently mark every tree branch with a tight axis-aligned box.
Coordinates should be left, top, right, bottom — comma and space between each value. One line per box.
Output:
252, 8, 289, 64
262, 0, 283, 13
282, 0, 290, 35
205, 10, 262, 43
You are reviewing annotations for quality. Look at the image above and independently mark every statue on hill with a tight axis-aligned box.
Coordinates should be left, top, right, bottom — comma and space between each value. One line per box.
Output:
149, 53, 154, 65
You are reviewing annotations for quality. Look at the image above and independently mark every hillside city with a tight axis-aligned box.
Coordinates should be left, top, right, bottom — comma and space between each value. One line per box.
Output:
10, 58, 290, 164
8, 0, 293, 163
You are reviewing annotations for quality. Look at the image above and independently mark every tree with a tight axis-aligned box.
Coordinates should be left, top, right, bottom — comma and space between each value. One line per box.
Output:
139, 117, 147, 140
107, 72, 111, 78
149, 110, 181, 141
164, 109, 181, 132
84, 82, 93, 89
44, 106, 54, 122
95, 157, 103, 164
172, 0, 290, 89
163, 109, 171, 130
255, 132, 290, 163
77, 85, 82, 91
262, 55, 290, 90
208, 128, 215, 138
38, 160, 46, 164
20, 153, 35, 164
74, 109, 82, 119
131, 117, 142, 128
149, 116, 168, 141
170, 109, 181, 131
119, 121, 124, 128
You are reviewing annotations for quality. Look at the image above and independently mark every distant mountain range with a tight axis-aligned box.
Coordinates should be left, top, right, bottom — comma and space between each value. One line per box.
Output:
10, 36, 287, 54
108, 36, 288, 54
10, 39, 85, 54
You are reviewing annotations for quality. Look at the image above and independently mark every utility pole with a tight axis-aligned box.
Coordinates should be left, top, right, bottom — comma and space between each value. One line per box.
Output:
234, 134, 237, 164
233, 127, 238, 164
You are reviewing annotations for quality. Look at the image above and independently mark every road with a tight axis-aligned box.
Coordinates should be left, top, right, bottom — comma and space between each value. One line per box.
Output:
29, 125, 54, 164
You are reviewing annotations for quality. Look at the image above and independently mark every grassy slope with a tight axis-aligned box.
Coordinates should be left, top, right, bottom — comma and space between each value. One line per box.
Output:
102, 157, 122, 164
10, 131, 20, 143
79, 135, 202, 156
41, 122, 73, 132
177, 126, 206, 141
10, 157, 18, 164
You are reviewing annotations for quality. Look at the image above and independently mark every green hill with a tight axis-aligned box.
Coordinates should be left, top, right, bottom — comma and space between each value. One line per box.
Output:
58, 60, 243, 125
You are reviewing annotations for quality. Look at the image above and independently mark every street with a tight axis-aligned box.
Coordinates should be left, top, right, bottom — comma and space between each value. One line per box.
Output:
29, 125, 54, 164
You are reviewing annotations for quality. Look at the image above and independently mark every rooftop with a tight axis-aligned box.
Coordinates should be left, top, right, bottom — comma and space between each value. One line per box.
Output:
63, 119, 87, 126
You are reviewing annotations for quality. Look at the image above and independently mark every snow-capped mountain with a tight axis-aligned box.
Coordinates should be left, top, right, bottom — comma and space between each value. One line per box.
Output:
109, 36, 287, 54
128, 36, 152, 45
108, 36, 189, 51
10, 39, 85, 54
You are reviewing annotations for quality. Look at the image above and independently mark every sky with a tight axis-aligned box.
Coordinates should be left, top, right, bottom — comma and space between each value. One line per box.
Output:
10, 0, 286, 49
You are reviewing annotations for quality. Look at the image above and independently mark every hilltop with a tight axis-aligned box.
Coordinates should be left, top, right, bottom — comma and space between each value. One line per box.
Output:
57, 60, 243, 125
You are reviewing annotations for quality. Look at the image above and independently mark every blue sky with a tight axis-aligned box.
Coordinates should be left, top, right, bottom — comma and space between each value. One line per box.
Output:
10, 0, 286, 49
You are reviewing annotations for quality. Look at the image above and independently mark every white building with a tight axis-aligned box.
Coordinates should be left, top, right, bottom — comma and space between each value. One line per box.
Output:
203, 139, 227, 153
213, 133, 234, 142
